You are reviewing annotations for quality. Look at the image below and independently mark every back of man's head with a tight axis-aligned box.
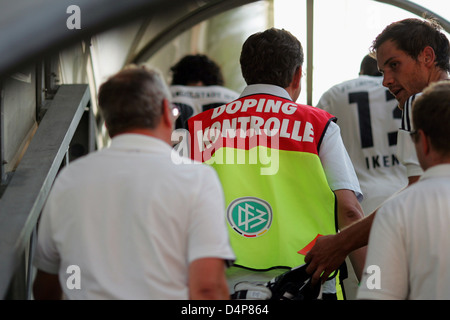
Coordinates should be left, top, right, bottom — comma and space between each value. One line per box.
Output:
360, 54, 382, 76
371, 18, 450, 73
412, 81, 450, 156
240, 28, 304, 88
170, 54, 224, 86
98, 65, 171, 137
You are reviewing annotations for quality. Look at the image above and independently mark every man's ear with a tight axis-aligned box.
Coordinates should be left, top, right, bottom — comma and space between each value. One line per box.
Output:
103, 121, 114, 138
421, 46, 436, 68
419, 129, 431, 155
292, 66, 302, 89
162, 98, 172, 127
285, 66, 302, 102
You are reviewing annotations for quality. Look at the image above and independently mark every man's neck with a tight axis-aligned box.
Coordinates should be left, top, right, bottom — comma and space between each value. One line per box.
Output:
429, 69, 449, 85
113, 128, 171, 145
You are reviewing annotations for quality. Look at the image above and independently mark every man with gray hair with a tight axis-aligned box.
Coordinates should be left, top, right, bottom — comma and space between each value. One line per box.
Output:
32, 65, 235, 299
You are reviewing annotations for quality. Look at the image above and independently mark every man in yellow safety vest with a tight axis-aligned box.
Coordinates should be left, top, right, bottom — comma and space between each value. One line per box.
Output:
188, 28, 366, 300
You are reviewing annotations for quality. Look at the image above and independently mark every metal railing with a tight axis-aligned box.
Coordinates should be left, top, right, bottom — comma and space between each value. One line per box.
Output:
0, 84, 91, 299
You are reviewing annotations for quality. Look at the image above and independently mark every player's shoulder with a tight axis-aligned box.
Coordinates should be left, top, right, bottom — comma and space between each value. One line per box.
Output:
401, 93, 423, 129
322, 76, 382, 98
404, 93, 423, 109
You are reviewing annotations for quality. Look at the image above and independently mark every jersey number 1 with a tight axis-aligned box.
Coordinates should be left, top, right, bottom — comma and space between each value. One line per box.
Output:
348, 90, 401, 149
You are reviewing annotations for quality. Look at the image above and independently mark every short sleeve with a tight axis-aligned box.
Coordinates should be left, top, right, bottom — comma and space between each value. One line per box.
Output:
187, 165, 235, 266
319, 122, 363, 201
357, 202, 409, 299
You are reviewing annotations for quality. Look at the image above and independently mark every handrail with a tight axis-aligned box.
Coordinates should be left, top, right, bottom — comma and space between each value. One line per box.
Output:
0, 84, 90, 299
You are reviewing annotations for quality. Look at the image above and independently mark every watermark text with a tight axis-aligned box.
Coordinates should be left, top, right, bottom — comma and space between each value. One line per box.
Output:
66, 5, 81, 30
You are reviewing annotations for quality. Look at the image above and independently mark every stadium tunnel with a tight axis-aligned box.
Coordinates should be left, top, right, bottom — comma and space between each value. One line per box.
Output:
0, 0, 448, 299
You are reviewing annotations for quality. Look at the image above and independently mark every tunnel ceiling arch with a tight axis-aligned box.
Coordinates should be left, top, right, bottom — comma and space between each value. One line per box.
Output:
0, 0, 449, 80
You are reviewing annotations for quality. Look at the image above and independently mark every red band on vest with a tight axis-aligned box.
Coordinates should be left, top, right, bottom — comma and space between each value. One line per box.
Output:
188, 94, 335, 162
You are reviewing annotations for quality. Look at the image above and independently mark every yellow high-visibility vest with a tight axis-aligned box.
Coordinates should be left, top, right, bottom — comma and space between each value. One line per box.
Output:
189, 93, 337, 270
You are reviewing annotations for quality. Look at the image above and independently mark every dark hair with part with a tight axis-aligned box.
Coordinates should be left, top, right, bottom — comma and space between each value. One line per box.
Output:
98, 65, 171, 137
170, 54, 224, 86
240, 28, 304, 88
360, 54, 382, 76
412, 80, 450, 156
371, 18, 450, 72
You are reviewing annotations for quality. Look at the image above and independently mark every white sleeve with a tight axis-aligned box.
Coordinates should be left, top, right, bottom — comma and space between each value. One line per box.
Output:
397, 129, 424, 178
357, 202, 409, 300
319, 121, 363, 201
187, 165, 235, 265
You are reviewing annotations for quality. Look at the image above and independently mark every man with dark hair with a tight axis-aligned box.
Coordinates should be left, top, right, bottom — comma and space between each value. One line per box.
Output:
171, 54, 225, 86
374, 17, 450, 185
316, 54, 408, 298
357, 81, 450, 299
32, 65, 235, 300
169, 54, 238, 130
239, 28, 304, 88
305, 17, 450, 286
359, 54, 382, 77
188, 28, 366, 300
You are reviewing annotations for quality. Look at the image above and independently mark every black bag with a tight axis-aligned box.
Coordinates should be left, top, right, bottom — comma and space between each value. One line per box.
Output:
230, 264, 321, 300
265, 264, 321, 300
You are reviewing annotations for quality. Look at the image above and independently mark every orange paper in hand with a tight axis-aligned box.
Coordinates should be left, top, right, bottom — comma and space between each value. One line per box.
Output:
297, 234, 323, 255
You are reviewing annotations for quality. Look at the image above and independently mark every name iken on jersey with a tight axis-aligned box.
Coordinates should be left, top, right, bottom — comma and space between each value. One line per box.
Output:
365, 153, 401, 170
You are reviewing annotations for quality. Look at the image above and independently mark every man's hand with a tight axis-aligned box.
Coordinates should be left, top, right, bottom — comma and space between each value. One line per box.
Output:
304, 212, 375, 286
189, 258, 230, 300
304, 234, 347, 285
33, 270, 63, 300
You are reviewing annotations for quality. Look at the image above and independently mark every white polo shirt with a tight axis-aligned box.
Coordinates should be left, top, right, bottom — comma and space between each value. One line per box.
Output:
34, 134, 235, 299
357, 164, 450, 299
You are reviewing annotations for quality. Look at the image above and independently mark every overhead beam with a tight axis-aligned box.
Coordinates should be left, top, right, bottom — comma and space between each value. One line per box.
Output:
373, 0, 450, 33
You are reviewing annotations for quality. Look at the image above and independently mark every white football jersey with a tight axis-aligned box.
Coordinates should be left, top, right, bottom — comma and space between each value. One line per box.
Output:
170, 85, 239, 130
317, 75, 407, 215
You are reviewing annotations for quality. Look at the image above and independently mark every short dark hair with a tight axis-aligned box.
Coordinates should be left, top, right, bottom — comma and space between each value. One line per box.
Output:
170, 54, 224, 86
360, 54, 382, 76
371, 18, 450, 73
412, 80, 450, 156
98, 65, 171, 137
240, 28, 304, 88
